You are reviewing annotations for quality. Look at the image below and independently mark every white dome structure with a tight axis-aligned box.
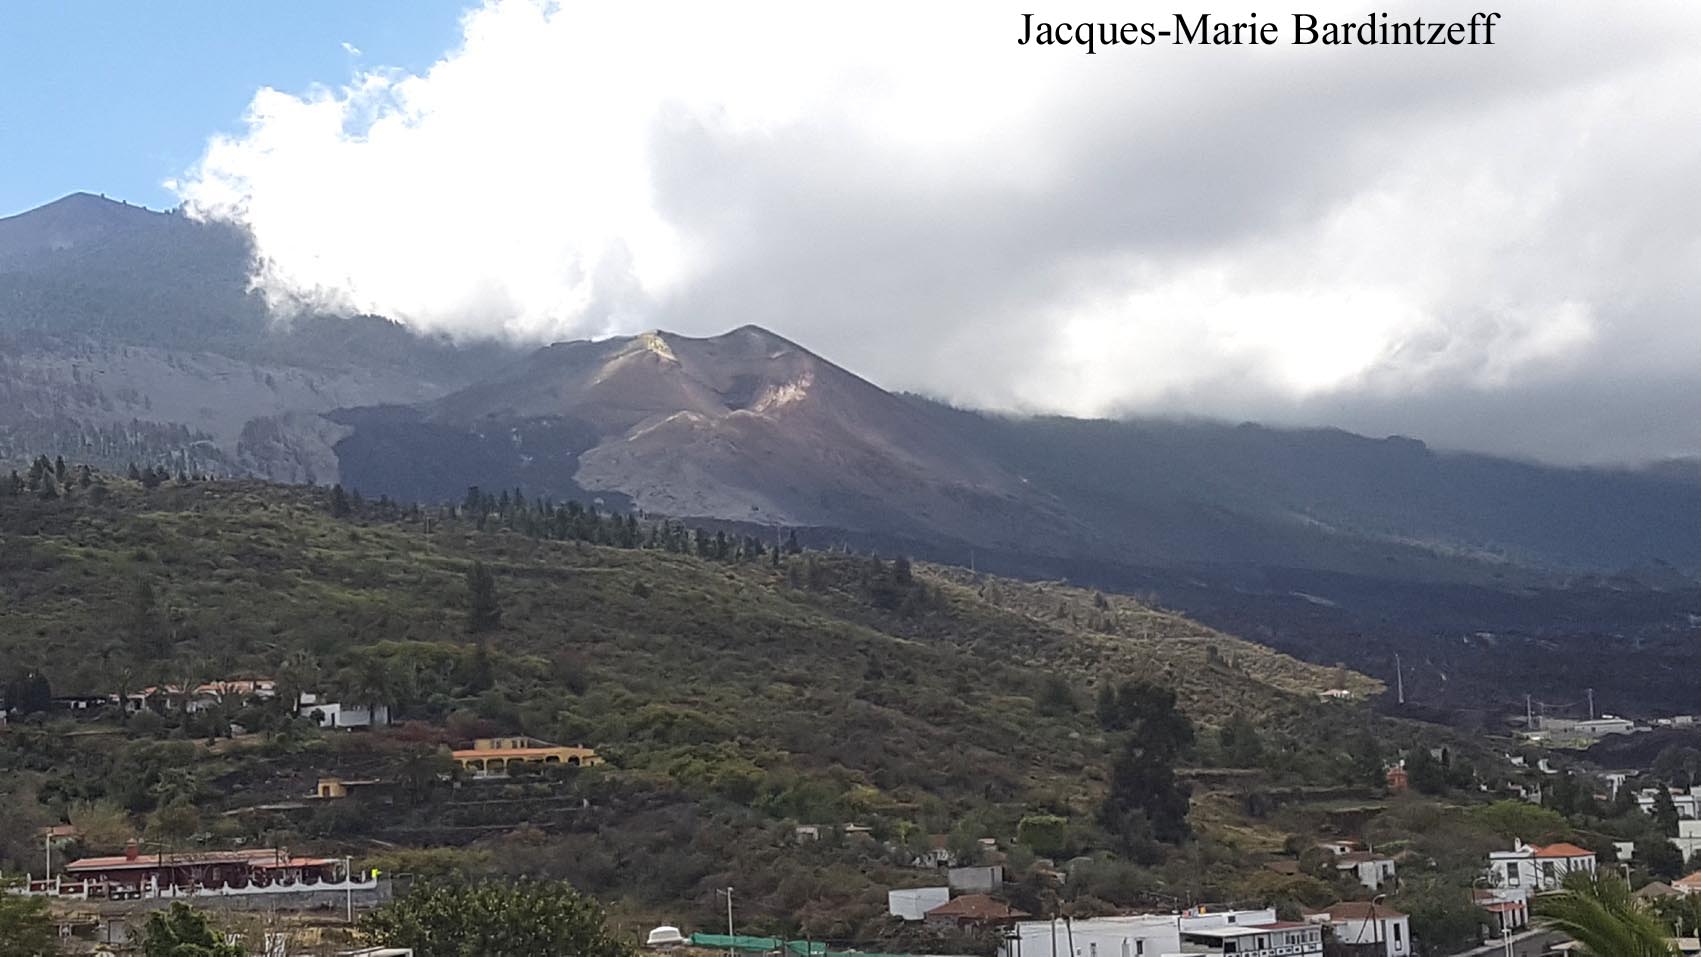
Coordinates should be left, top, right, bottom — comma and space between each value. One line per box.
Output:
646, 926, 687, 947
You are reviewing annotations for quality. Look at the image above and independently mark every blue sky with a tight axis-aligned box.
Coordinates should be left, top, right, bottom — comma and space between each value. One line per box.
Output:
0, 1, 471, 216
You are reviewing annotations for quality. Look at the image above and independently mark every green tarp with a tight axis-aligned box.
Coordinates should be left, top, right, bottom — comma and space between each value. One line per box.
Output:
690, 934, 826, 956
687, 935, 926, 957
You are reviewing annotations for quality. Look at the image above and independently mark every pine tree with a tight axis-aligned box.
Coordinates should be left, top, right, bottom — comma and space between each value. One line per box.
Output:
1654, 786, 1681, 836
129, 578, 165, 660
786, 529, 802, 554
3, 668, 53, 715
330, 484, 351, 517
466, 561, 502, 634
1218, 711, 1264, 767
464, 640, 495, 692
893, 555, 913, 585
53, 455, 66, 482
1097, 681, 1195, 847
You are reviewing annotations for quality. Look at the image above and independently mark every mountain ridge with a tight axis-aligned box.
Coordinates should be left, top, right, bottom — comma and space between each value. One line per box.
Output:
10, 190, 1701, 713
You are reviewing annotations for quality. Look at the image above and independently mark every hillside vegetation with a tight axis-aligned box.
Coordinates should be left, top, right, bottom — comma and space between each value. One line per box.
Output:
0, 469, 1389, 940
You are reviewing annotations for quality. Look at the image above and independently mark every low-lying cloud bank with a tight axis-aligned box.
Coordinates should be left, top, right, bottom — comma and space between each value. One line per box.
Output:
174, 0, 1701, 464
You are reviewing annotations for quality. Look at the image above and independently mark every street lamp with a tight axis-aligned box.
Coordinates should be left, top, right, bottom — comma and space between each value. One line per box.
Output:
716, 886, 735, 957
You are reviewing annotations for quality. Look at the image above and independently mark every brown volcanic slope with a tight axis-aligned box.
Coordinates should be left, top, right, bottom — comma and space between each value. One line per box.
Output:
430, 325, 1077, 548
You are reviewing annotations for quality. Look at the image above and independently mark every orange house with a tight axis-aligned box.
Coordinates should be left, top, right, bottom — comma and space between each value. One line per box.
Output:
451, 736, 602, 775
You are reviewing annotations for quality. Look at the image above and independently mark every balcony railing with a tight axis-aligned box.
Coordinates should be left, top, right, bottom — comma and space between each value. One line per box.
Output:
11, 875, 386, 902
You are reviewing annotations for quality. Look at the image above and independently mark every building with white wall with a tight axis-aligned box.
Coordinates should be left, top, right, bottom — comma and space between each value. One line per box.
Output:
999, 915, 1180, 957
1335, 852, 1397, 891
298, 692, 390, 729
888, 887, 949, 922
1180, 920, 1322, 957
1312, 902, 1409, 957
1640, 787, 1701, 820
1485, 841, 1596, 892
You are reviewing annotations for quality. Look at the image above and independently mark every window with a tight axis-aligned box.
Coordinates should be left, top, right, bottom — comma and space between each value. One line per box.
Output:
1393, 923, 1403, 946
1136, 941, 1145, 956
1090, 943, 1097, 957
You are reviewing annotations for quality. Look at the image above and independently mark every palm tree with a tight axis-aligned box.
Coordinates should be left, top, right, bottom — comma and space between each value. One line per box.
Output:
275, 650, 321, 711
336, 655, 409, 715
1535, 870, 1676, 957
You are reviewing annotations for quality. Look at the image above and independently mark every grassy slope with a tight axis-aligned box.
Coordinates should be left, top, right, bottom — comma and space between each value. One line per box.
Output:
0, 475, 1384, 936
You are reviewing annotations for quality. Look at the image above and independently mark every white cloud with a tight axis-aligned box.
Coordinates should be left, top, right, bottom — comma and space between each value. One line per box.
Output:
175, 0, 1701, 462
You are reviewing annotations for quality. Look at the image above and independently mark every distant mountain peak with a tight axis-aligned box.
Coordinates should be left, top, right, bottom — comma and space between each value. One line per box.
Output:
0, 191, 176, 265
4, 190, 165, 223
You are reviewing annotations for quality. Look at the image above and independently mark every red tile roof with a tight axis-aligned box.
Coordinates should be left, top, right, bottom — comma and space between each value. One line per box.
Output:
1533, 842, 1594, 859
925, 894, 1030, 921
66, 848, 330, 872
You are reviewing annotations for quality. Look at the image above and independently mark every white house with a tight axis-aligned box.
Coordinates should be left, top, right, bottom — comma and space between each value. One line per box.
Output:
889, 887, 950, 922
1639, 787, 1701, 821
1180, 920, 1322, 957
298, 692, 390, 729
1000, 915, 1181, 957
1534, 716, 1638, 739
1312, 902, 1409, 957
1485, 841, 1597, 893
1472, 888, 1529, 937
1335, 852, 1397, 891
1674, 821, 1701, 863
1180, 908, 1279, 933
185, 679, 277, 714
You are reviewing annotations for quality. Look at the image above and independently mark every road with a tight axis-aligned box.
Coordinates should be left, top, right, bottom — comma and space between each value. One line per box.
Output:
1445, 929, 1569, 957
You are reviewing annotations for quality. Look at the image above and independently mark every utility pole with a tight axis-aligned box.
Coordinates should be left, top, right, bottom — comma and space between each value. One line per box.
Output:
1394, 654, 1405, 705
45, 829, 52, 883
1588, 687, 1595, 720
344, 856, 353, 923
1526, 694, 1534, 729
719, 886, 735, 957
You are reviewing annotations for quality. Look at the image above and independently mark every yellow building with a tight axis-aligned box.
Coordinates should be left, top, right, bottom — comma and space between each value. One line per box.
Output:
313, 776, 381, 799
451, 736, 602, 774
